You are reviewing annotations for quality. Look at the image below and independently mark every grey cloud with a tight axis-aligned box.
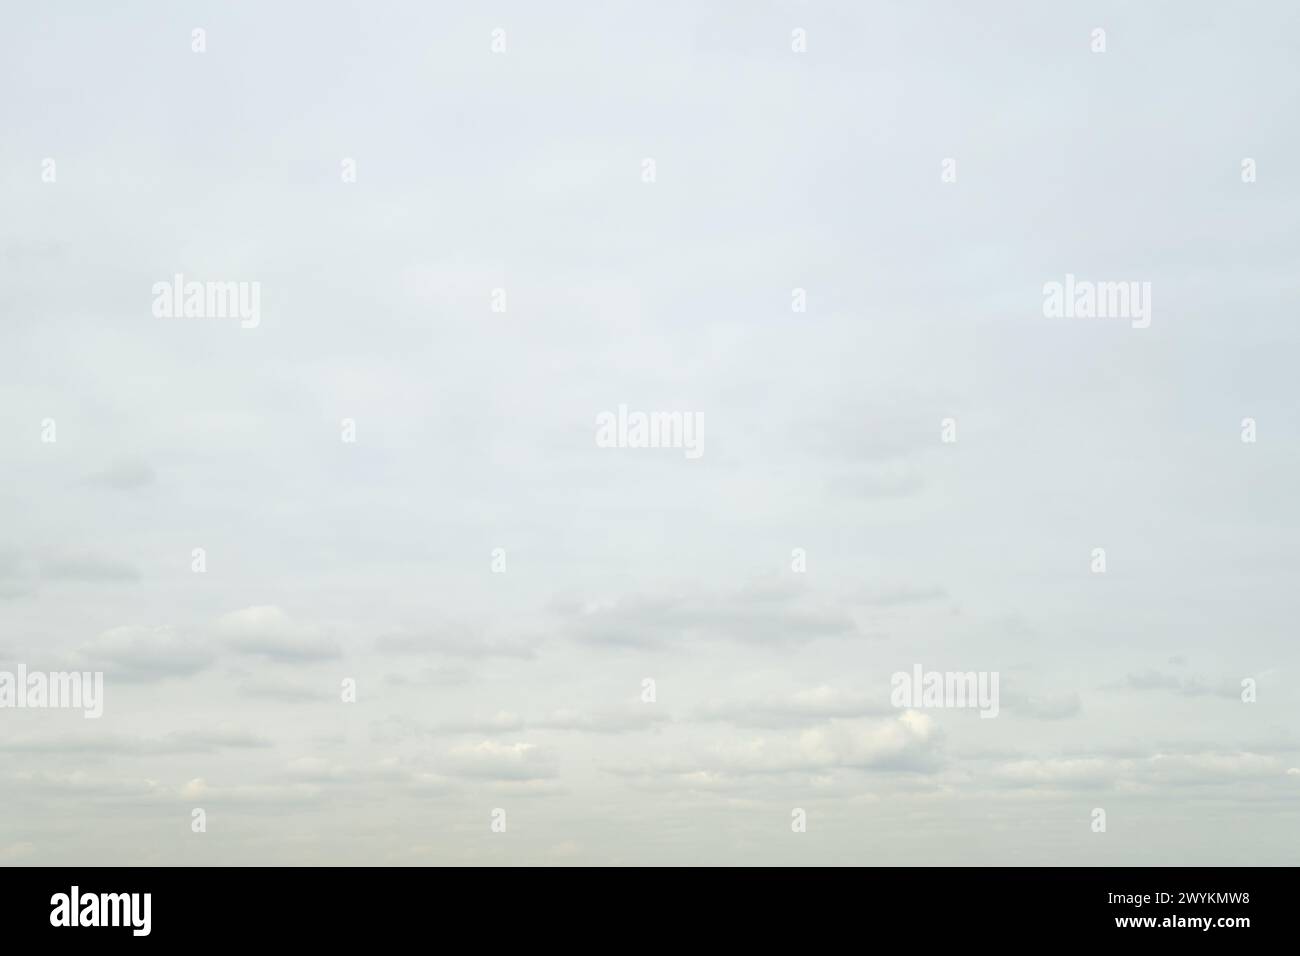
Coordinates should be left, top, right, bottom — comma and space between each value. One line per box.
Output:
1110, 670, 1243, 700
798, 399, 948, 465
429, 712, 527, 735
0, 553, 38, 597
999, 689, 1083, 720
0, 730, 272, 756
173, 778, 329, 809
854, 586, 949, 608
695, 686, 893, 727
284, 757, 351, 782
0, 551, 139, 595
375, 628, 537, 660
40, 554, 141, 584
236, 678, 333, 702
378, 706, 669, 738
556, 581, 861, 648
534, 708, 671, 734
82, 458, 156, 491
381, 664, 478, 689
827, 462, 926, 499
72, 625, 215, 682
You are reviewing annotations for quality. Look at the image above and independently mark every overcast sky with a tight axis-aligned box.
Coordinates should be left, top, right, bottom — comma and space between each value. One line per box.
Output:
2, 1, 1298, 865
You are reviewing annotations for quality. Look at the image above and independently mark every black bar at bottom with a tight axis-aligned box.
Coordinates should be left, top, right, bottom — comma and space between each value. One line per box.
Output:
0, 866, 1284, 943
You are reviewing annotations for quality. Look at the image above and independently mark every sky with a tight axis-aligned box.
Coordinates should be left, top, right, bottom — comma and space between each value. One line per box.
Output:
1, 1, 1298, 865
